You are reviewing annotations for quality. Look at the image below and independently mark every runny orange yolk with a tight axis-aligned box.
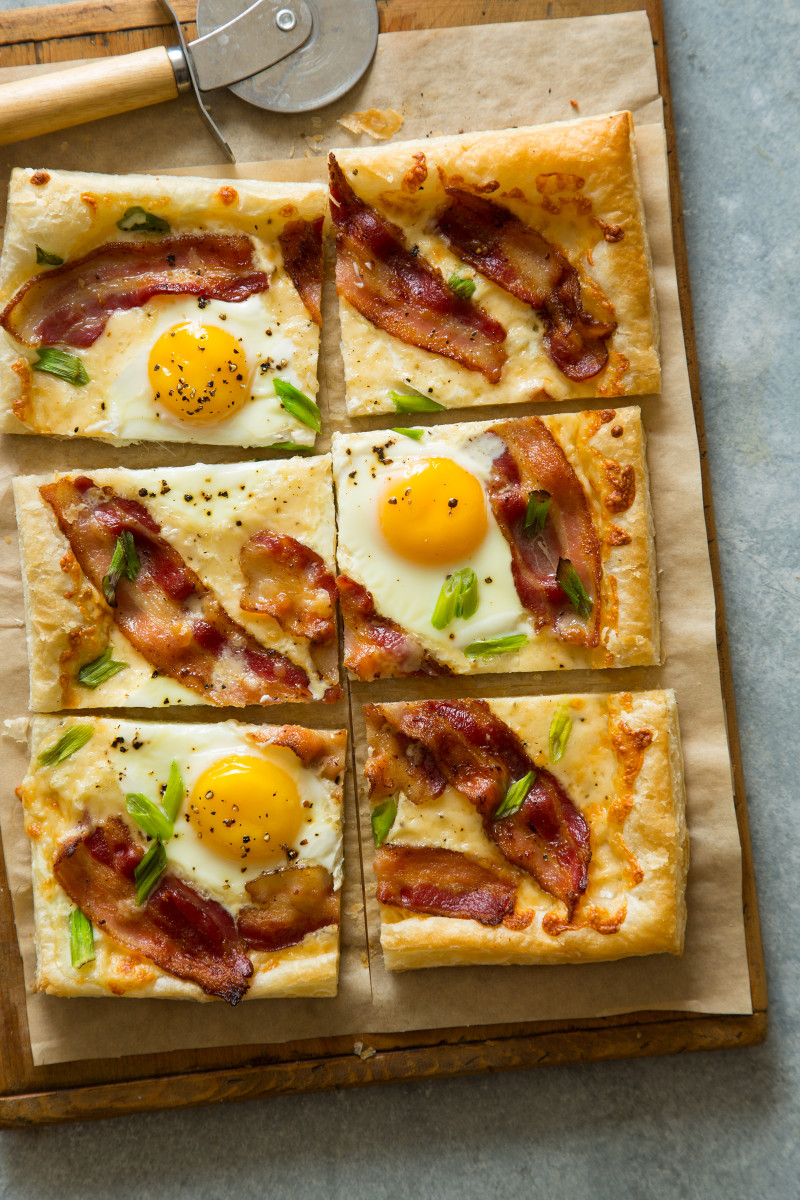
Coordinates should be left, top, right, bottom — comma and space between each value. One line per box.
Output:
378, 457, 488, 566
148, 322, 250, 425
188, 754, 302, 866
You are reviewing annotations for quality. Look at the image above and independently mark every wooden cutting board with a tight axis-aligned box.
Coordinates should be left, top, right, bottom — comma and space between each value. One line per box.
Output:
0, 0, 767, 1128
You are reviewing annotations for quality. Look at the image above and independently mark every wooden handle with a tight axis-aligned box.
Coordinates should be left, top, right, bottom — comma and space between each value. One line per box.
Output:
0, 46, 179, 146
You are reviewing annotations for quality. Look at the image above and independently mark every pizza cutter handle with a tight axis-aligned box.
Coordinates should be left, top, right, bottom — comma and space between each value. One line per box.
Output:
0, 46, 182, 147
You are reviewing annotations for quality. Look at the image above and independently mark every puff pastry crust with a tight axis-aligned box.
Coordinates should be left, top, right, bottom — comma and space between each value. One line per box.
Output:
14, 456, 338, 708
363, 691, 688, 969
21, 716, 346, 1000
330, 111, 659, 415
332, 406, 660, 677
0, 167, 325, 446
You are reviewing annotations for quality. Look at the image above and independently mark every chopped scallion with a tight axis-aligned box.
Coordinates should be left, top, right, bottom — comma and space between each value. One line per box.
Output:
273, 378, 322, 432
32, 347, 89, 386
38, 725, 93, 767
268, 441, 315, 455
77, 646, 128, 689
524, 489, 551, 537
116, 206, 170, 233
463, 633, 528, 659
68, 908, 95, 968
390, 427, 425, 441
448, 271, 476, 300
371, 798, 397, 847
494, 770, 536, 820
549, 705, 573, 763
36, 245, 64, 266
388, 388, 445, 413
134, 838, 167, 905
431, 567, 479, 630
126, 793, 174, 841
161, 760, 185, 823
102, 530, 140, 608
556, 558, 593, 620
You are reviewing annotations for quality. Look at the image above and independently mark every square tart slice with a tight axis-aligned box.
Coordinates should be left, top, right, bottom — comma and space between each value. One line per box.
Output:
21, 715, 346, 1001
332, 407, 658, 681
0, 168, 324, 447
363, 691, 687, 970
14, 456, 339, 709
328, 111, 658, 416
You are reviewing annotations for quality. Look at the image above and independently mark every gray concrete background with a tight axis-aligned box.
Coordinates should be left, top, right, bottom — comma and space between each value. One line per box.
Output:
1, 1, 799, 1196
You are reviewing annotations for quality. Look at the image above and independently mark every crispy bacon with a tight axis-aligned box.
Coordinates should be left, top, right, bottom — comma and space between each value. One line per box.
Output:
364, 705, 446, 805
374, 844, 517, 925
237, 865, 339, 952
367, 700, 591, 915
485, 417, 602, 647
329, 155, 507, 382
54, 817, 252, 1004
41, 476, 314, 705
278, 217, 324, 325
247, 725, 347, 781
337, 574, 450, 681
436, 188, 616, 380
1, 235, 270, 349
240, 530, 336, 645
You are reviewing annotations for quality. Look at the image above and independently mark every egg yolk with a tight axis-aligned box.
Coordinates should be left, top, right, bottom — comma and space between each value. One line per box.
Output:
148, 322, 250, 425
379, 458, 488, 565
188, 754, 302, 866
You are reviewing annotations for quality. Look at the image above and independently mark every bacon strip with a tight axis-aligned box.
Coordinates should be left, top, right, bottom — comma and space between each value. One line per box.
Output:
247, 725, 347, 782
329, 155, 507, 382
41, 476, 314, 705
237, 865, 339, 952
240, 530, 336, 645
436, 189, 616, 380
374, 844, 517, 926
337, 574, 450, 681
1, 235, 270, 349
366, 700, 591, 915
54, 817, 252, 1004
278, 217, 324, 326
485, 417, 602, 647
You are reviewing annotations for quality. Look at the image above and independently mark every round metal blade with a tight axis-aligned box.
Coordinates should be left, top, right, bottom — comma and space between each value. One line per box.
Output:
195, 0, 379, 113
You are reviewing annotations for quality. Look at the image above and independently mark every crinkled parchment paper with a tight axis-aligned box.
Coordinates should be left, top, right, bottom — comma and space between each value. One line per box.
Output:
0, 12, 753, 1067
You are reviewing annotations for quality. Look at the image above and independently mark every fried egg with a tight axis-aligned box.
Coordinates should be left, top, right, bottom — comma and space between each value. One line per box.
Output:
333, 428, 528, 660
61, 720, 345, 913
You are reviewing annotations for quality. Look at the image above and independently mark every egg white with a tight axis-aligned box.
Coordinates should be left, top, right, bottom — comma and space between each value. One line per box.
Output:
85, 293, 317, 446
104, 721, 342, 914
334, 429, 528, 658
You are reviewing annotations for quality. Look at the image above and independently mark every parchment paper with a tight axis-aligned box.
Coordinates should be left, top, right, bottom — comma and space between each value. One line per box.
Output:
0, 12, 754, 1068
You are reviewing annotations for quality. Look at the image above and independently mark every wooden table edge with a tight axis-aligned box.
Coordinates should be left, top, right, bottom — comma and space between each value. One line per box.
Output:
0, 0, 768, 1125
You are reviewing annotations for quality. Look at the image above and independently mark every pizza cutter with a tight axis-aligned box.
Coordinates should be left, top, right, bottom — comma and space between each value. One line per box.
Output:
0, 0, 379, 160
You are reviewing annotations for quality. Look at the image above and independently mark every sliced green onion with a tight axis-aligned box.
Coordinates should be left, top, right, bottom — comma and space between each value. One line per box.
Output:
268, 441, 315, 455
161, 760, 185, 822
77, 646, 128, 689
134, 838, 167, 905
116, 206, 170, 234
126, 793, 174, 841
371, 798, 397, 847
549, 704, 573, 763
102, 531, 140, 607
273, 378, 322, 432
38, 725, 93, 767
431, 567, 479, 630
494, 770, 536, 820
388, 388, 445, 413
464, 633, 528, 659
390, 427, 425, 441
556, 558, 593, 620
36, 245, 64, 266
448, 271, 476, 300
32, 347, 89, 386
524, 489, 551, 537
68, 908, 95, 968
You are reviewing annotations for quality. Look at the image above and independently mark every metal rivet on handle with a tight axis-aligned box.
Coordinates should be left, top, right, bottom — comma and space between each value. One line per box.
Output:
275, 8, 297, 31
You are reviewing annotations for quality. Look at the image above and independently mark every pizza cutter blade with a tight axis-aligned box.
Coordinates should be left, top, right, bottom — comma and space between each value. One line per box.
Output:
0, 0, 379, 160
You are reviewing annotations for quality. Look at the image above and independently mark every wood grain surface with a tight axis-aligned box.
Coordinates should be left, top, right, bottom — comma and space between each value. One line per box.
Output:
0, 0, 767, 1128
